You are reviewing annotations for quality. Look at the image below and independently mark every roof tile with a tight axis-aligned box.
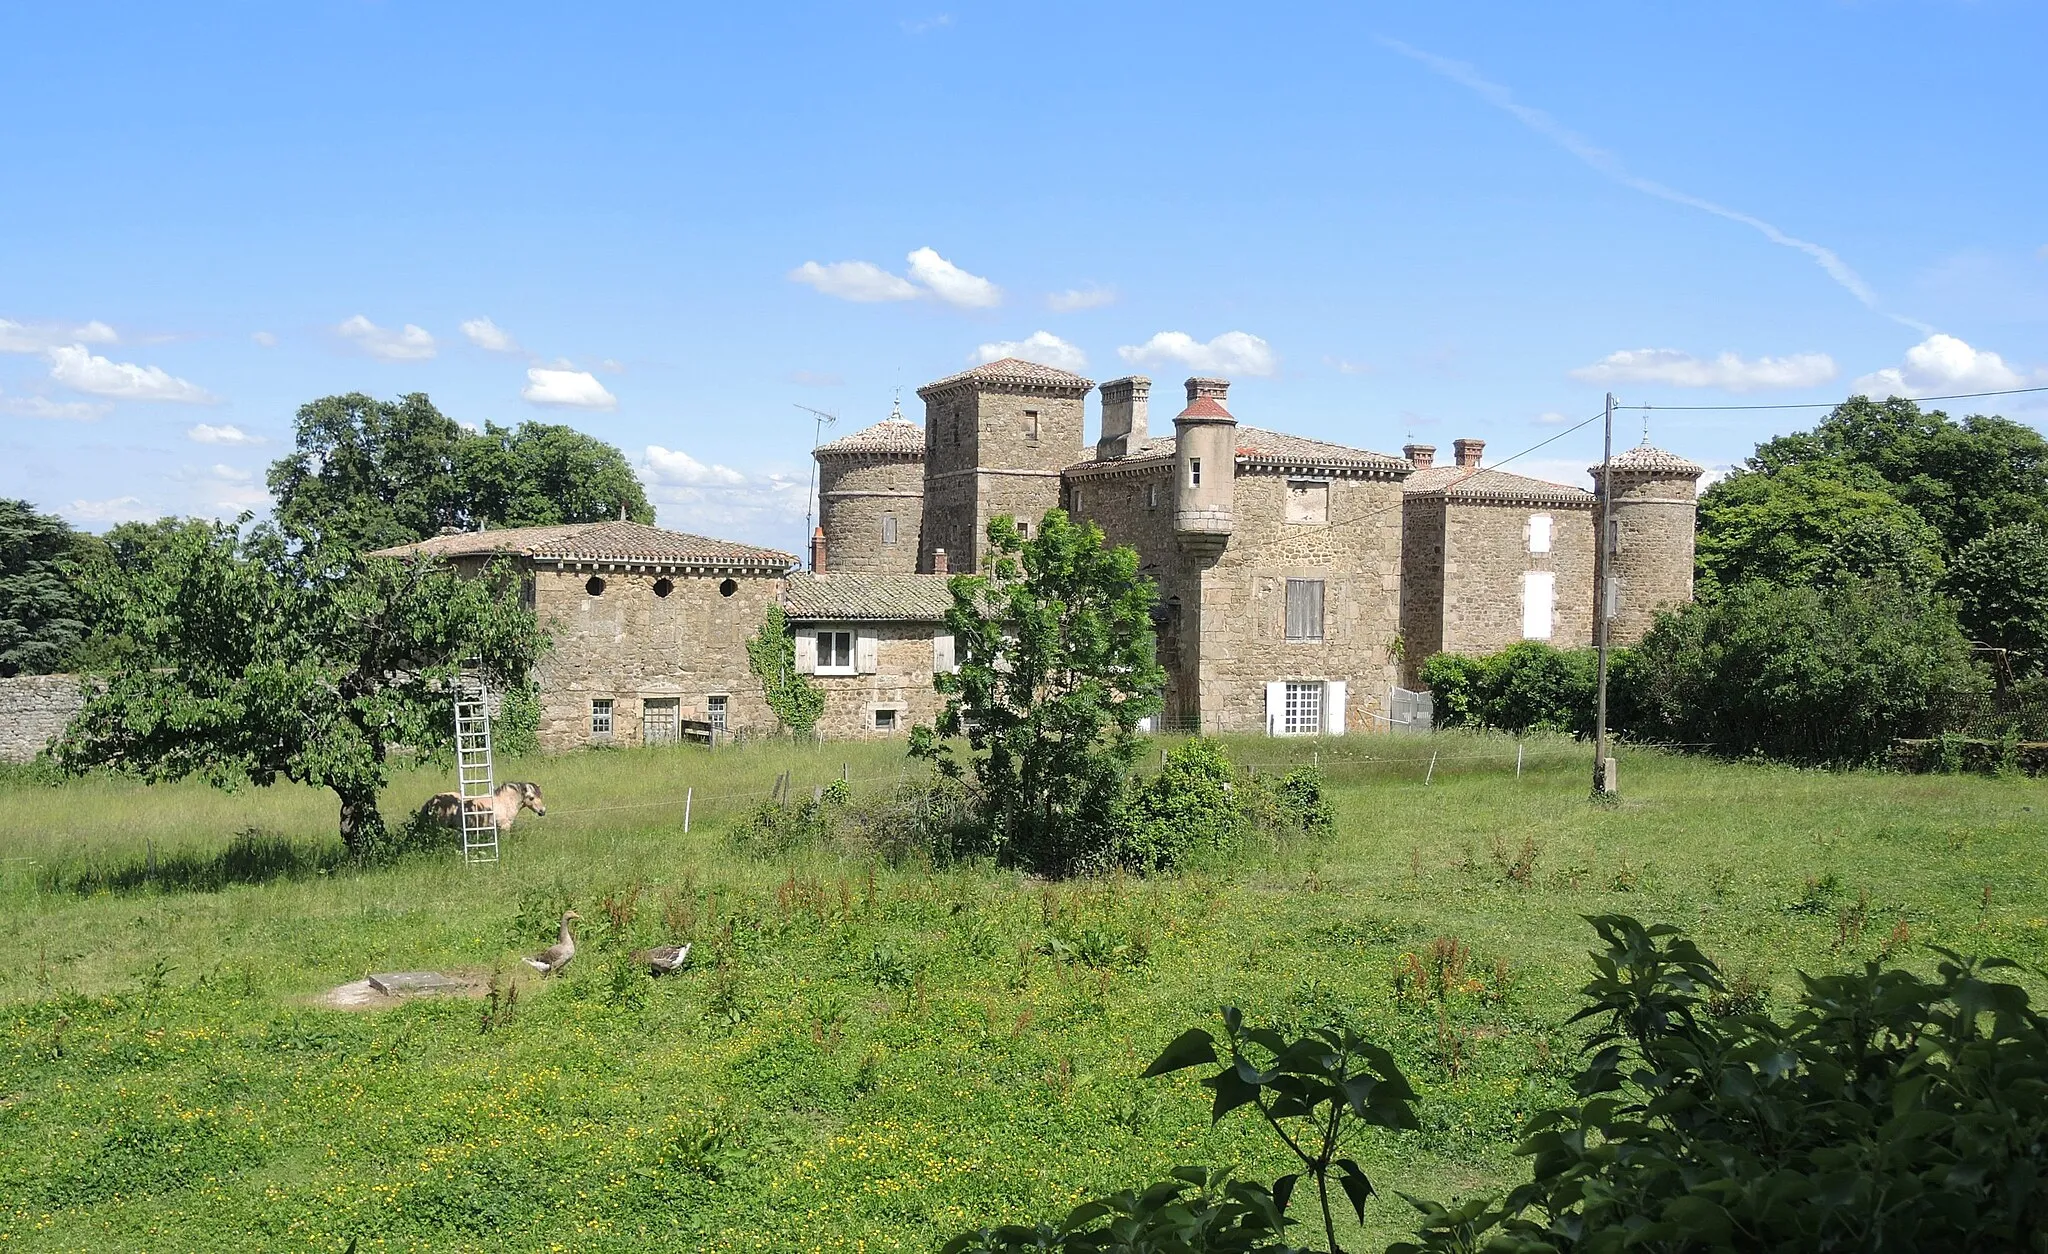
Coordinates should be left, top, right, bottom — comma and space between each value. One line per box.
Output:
367, 520, 797, 569
919, 357, 1094, 395
783, 572, 956, 621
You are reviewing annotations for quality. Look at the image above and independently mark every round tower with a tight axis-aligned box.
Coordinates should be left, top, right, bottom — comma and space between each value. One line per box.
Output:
814, 401, 925, 574
1173, 377, 1237, 559
1591, 443, 1705, 644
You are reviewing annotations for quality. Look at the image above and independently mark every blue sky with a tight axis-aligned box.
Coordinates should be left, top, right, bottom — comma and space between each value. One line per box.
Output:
4, 2, 2045, 552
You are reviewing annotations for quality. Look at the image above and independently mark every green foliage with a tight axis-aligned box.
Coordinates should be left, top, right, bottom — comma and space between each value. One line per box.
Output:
745, 603, 824, 739
266, 392, 650, 551
1945, 522, 2048, 679
494, 681, 543, 756
1696, 460, 1945, 599
56, 520, 546, 857
912, 509, 1163, 877
0, 498, 90, 676
1395, 915, 2048, 1252
1118, 737, 1240, 871
1619, 577, 1988, 763
1420, 643, 1597, 736
60, 517, 218, 672
945, 1167, 1296, 1254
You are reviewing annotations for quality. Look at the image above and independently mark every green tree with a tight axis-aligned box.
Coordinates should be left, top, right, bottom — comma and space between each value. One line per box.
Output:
745, 603, 825, 739
1944, 523, 2048, 678
911, 510, 1163, 876
63, 516, 218, 672
58, 520, 546, 858
457, 420, 652, 528
268, 392, 468, 550
1695, 461, 1944, 599
0, 499, 89, 677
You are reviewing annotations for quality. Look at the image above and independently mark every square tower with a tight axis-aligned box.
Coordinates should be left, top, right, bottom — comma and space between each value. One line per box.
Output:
916, 357, 1094, 573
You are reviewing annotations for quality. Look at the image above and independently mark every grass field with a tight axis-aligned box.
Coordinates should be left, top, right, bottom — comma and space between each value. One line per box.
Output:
1, 734, 2043, 1252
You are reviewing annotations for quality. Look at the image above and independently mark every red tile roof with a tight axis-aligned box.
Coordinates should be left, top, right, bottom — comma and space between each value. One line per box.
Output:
367, 520, 797, 570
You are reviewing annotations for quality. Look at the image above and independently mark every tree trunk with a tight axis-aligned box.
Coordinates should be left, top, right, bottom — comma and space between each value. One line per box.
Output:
336, 784, 387, 861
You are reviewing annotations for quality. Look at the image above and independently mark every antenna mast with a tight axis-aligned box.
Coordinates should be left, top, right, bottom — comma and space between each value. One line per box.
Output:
793, 403, 839, 558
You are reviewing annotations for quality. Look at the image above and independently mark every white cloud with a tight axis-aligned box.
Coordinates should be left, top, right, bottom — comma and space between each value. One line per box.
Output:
251, 330, 278, 347
642, 445, 745, 487
1118, 330, 1278, 377
521, 367, 617, 410
67, 496, 152, 524
1324, 356, 1374, 376
1533, 410, 1574, 425
1047, 286, 1116, 312
461, 316, 521, 354
906, 247, 1001, 309
0, 318, 118, 353
211, 463, 253, 482
0, 390, 111, 420
187, 423, 261, 445
1852, 333, 2041, 399
337, 314, 437, 360
46, 344, 215, 402
789, 260, 921, 303
1569, 348, 1837, 392
974, 331, 1087, 372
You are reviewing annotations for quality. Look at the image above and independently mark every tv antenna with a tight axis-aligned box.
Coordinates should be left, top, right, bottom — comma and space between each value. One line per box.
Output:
794, 403, 839, 559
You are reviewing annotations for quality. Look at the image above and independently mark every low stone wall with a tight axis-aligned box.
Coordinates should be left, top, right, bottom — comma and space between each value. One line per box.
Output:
0, 673, 85, 763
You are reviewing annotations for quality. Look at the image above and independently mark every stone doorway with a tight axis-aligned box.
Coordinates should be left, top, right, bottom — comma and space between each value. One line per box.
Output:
643, 698, 680, 745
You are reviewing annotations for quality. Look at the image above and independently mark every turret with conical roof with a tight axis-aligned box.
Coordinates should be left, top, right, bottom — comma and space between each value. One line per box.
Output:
1591, 442, 1705, 644
813, 397, 925, 574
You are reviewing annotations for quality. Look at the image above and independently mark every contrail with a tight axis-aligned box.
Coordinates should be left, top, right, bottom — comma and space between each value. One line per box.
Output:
1379, 37, 1933, 336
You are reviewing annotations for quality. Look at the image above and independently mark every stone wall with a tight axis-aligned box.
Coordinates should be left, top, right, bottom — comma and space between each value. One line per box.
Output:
1398, 496, 1447, 678
819, 455, 923, 574
0, 673, 84, 763
531, 566, 782, 751
1067, 462, 1197, 722
1597, 472, 1699, 645
1439, 500, 1596, 656
801, 624, 951, 739
920, 381, 1087, 574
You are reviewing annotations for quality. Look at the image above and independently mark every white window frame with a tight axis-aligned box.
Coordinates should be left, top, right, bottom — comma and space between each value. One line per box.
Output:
1528, 513, 1553, 554
706, 693, 728, 733
815, 629, 855, 676
590, 697, 614, 738
1189, 457, 1202, 487
1283, 681, 1323, 736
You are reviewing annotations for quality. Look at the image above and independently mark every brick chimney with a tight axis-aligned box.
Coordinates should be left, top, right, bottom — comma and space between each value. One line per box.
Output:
1403, 443, 1435, 469
810, 526, 827, 572
1096, 376, 1150, 460
1453, 438, 1485, 469
931, 547, 948, 575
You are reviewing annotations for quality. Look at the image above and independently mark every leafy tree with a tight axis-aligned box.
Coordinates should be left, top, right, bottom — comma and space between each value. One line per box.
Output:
58, 520, 545, 858
911, 510, 1163, 877
268, 392, 469, 551
1118, 736, 1240, 871
62, 516, 218, 672
1696, 461, 1945, 599
1419, 642, 1596, 736
0, 499, 89, 677
744, 603, 825, 739
1944, 523, 2048, 679
1618, 577, 1986, 764
457, 420, 652, 529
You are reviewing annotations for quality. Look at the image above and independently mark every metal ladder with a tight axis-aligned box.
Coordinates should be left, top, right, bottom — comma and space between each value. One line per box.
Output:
454, 666, 498, 864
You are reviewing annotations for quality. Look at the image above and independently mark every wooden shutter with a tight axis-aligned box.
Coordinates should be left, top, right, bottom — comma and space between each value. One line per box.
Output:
1522, 571, 1555, 640
932, 633, 955, 674
793, 626, 815, 674
1285, 579, 1324, 642
1322, 680, 1347, 736
856, 630, 879, 674
1265, 681, 1287, 736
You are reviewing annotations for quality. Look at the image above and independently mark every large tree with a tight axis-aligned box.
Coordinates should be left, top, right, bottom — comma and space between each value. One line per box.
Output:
59, 520, 545, 857
0, 499, 90, 677
267, 393, 652, 551
1695, 461, 1945, 600
1944, 523, 2048, 679
911, 509, 1163, 876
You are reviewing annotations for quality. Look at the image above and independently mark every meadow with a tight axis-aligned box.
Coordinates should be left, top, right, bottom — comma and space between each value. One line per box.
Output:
0, 734, 2042, 1253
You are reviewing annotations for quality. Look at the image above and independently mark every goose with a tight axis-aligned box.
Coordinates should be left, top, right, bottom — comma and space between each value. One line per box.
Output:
632, 942, 692, 975
523, 911, 581, 975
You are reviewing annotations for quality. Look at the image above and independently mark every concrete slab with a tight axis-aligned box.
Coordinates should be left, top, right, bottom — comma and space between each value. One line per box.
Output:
367, 971, 476, 998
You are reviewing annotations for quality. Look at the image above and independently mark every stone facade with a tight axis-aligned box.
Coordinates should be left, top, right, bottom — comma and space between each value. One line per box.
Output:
815, 409, 924, 575
917, 359, 1091, 574
784, 571, 955, 738
0, 673, 84, 763
1593, 445, 1705, 645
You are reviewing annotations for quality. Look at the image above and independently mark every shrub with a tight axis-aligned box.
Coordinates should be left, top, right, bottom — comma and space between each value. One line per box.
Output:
1116, 737, 1240, 871
841, 775, 982, 866
1421, 642, 1597, 736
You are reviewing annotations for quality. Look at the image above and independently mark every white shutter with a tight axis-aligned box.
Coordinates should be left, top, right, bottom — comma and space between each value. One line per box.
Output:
793, 627, 816, 674
1323, 680, 1347, 736
1522, 571, 1555, 640
856, 630, 879, 674
932, 633, 955, 674
1265, 681, 1287, 736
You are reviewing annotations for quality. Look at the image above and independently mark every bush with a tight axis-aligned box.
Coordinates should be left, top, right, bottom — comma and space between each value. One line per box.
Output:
841, 775, 981, 866
1420, 642, 1597, 736
1116, 737, 1240, 871
1618, 576, 1989, 764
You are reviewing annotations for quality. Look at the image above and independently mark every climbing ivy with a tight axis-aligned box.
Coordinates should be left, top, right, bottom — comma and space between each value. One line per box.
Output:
746, 603, 824, 739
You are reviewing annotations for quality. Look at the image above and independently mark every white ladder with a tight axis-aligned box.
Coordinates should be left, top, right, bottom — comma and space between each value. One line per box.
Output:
454, 666, 498, 864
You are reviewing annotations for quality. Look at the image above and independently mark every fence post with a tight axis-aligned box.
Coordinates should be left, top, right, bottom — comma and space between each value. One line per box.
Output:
841, 762, 848, 782
683, 787, 693, 834
1423, 750, 1438, 786
1517, 742, 1524, 778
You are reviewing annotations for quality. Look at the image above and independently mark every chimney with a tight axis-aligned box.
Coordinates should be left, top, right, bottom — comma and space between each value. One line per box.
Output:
931, 547, 948, 576
1403, 443, 1435, 469
810, 526, 827, 573
1096, 376, 1151, 460
1173, 376, 1237, 559
1453, 438, 1485, 469
1186, 377, 1230, 405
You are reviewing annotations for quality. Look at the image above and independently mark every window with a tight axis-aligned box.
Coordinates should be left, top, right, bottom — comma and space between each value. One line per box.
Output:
643, 698, 680, 744
590, 698, 614, 738
1285, 578, 1325, 643
1189, 457, 1202, 487
815, 629, 854, 675
872, 707, 899, 732
1023, 409, 1040, 442
1146, 483, 1159, 510
585, 575, 606, 596
1071, 489, 1082, 512
719, 578, 738, 597
1606, 519, 1619, 555
1604, 576, 1622, 621
1284, 681, 1322, 735
1017, 520, 1030, 539
882, 513, 898, 545
653, 577, 674, 598
1528, 514, 1553, 554
1522, 571, 1555, 640
949, 415, 960, 447
1285, 480, 1329, 524
707, 694, 728, 733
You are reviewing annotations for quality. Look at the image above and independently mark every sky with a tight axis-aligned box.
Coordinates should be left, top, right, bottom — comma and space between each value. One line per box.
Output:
4, 2, 2045, 554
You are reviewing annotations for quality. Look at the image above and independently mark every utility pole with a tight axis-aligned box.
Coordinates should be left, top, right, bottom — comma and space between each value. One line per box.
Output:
1592, 391, 1616, 798
793, 404, 838, 561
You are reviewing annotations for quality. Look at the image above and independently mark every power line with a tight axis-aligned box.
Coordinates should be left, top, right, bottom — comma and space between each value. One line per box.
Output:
1617, 383, 2048, 413
1320, 406, 1609, 533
